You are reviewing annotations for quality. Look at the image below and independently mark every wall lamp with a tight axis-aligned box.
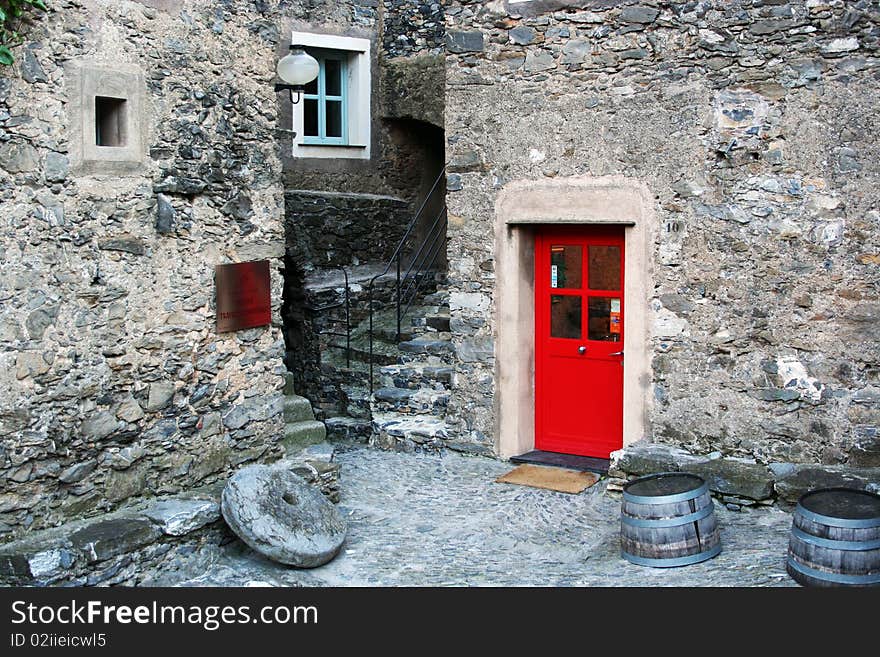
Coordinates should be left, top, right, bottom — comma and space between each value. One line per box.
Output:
274, 45, 319, 105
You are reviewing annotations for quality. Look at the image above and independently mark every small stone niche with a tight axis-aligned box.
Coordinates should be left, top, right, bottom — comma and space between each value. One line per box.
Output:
95, 96, 128, 147
66, 61, 146, 175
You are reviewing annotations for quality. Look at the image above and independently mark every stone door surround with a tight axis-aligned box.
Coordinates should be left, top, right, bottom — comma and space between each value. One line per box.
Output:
493, 176, 656, 458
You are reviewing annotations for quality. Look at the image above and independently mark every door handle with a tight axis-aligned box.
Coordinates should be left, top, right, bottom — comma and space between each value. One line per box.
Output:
609, 351, 624, 357
578, 346, 587, 354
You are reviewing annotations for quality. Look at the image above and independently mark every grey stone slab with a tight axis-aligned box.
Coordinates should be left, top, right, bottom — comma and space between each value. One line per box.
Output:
44, 152, 69, 182
611, 442, 702, 475
683, 459, 775, 501
70, 518, 160, 563
156, 194, 176, 233
58, 459, 97, 484
143, 499, 220, 536
509, 26, 536, 45
774, 465, 880, 503
446, 31, 485, 53
80, 412, 118, 440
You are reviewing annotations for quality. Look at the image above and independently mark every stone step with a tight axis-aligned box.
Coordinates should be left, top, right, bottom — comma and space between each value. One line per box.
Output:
341, 384, 372, 419
320, 357, 371, 380
280, 420, 327, 453
324, 415, 372, 441
372, 387, 450, 415
371, 411, 448, 447
420, 287, 448, 306
424, 313, 450, 332
283, 395, 316, 423
327, 341, 400, 367
283, 372, 296, 396
397, 338, 454, 363
379, 362, 455, 390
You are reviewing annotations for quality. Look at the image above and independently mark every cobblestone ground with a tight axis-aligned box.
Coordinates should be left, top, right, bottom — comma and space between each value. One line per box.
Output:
142, 445, 797, 587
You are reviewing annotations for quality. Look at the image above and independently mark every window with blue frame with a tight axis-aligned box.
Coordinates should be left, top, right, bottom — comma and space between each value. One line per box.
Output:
303, 52, 348, 145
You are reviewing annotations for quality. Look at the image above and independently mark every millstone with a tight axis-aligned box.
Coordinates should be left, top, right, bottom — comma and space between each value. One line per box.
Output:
220, 463, 347, 568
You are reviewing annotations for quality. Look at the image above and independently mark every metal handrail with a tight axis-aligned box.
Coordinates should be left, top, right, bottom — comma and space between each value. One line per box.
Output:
367, 168, 447, 392
309, 266, 350, 368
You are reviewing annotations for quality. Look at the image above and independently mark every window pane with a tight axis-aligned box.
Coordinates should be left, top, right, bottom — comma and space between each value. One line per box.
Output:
304, 76, 318, 96
326, 100, 343, 138
550, 295, 581, 339
588, 245, 621, 290
588, 297, 622, 342
325, 58, 343, 96
304, 98, 318, 136
550, 245, 582, 289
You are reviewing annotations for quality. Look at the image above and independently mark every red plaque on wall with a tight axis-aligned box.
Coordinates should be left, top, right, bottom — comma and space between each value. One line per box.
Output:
215, 260, 271, 333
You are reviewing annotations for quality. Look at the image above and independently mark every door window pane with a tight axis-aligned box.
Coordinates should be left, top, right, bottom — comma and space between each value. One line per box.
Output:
326, 100, 343, 138
550, 245, 582, 289
588, 245, 621, 291
588, 297, 622, 342
550, 295, 582, 339
304, 77, 318, 96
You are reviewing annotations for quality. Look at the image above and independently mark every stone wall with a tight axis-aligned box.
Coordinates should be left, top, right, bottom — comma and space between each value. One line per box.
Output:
0, 0, 290, 542
285, 190, 412, 271
444, 0, 880, 467
383, 0, 445, 58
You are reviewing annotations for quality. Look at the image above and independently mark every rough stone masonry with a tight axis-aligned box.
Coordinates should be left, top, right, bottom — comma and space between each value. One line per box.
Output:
0, 0, 294, 542
443, 0, 880, 475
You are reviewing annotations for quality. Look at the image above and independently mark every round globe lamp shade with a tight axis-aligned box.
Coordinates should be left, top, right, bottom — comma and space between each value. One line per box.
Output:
277, 47, 319, 87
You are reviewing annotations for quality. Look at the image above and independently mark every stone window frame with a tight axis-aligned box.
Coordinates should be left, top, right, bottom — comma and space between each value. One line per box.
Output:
290, 32, 371, 160
493, 176, 656, 458
65, 61, 146, 176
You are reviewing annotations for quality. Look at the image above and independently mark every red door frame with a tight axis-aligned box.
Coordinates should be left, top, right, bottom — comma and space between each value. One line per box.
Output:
534, 225, 625, 458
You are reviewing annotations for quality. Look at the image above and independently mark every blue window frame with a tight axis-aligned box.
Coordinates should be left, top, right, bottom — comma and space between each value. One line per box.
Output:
303, 52, 348, 145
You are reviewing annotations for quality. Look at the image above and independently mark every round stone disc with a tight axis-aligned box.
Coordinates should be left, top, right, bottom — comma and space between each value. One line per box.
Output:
221, 463, 347, 568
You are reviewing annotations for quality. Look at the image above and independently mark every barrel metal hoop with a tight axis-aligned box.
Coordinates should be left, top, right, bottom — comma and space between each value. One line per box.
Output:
796, 503, 880, 529
621, 504, 714, 529
623, 481, 709, 505
791, 526, 880, 551
622, 543, 721, 568
787, 557, 880, 586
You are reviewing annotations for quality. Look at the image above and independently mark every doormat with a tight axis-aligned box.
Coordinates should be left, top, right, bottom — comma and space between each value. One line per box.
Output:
510, 450, 610, 474
495, 464, 599, 495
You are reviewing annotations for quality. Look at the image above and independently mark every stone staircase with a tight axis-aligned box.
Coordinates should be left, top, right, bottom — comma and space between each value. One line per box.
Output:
319, 289, 455, 451
281, 373, 327, 454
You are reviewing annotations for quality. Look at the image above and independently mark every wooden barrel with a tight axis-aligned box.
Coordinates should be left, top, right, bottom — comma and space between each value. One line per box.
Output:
621, 472, 721, 567
786, 487, 880, 587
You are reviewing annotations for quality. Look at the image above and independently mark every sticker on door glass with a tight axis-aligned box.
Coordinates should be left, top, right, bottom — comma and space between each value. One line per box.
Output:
550, 245, 581, 288
610, 298, 621, 313
610, 312, 621, 334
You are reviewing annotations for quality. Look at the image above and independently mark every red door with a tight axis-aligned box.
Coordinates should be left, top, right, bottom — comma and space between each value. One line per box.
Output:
535, 226, 624, 458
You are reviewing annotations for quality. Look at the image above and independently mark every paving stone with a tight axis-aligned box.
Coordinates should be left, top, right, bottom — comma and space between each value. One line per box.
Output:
147, 446, 796, 587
